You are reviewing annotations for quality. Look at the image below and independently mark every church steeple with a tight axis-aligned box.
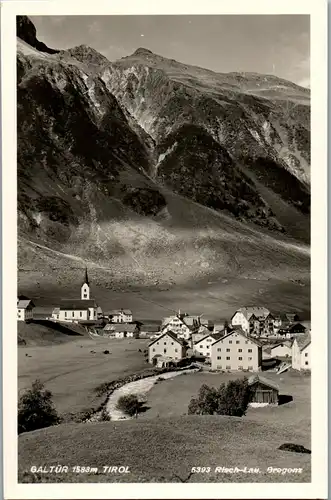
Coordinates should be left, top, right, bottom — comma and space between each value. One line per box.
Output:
81, 267, 90, 300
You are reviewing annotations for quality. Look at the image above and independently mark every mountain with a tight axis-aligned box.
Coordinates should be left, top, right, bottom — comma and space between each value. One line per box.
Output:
16, 18, 310, 313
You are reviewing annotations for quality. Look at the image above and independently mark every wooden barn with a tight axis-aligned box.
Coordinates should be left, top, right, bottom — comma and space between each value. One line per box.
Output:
248, 374, 279, 405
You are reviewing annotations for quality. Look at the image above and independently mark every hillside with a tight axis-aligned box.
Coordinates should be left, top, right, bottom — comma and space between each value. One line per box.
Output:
17, 17, 310, 307
18, 416, 310, 483
18, 320, 85, 346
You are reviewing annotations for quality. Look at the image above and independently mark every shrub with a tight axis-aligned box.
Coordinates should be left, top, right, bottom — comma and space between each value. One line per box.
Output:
278, 443, 311, 454
188, 378, 252, 417
100, 408, 111, 421
116, 394, 141, 417
18, 379, 61, 434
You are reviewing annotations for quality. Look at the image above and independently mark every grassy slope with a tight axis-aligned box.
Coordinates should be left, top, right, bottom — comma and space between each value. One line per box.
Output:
18, 414, 310, 483
17, 320, 86, 346
18, 337, 150, 414
140, 370, 310, 432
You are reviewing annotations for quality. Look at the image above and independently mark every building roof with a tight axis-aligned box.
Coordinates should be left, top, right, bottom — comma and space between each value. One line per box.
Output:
59, 299, 97, 311
52, 307, 60, 314
17, 299, 35, 309
248, 374, 279, 392
232, 307, 271, 321
295, 332, 311, 351
212, 328, 262, 347
149, 330, 186, 348
103, 323, 136, 332
106, 309, 132, 316
140, 325, 159, 333
82, 267, 89, 286
194, 333, 224, 345
182, 315, 200, 327
271, 340, 293, 350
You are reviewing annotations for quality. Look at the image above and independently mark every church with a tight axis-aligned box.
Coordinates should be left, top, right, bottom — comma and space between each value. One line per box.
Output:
52, 268, 102, 322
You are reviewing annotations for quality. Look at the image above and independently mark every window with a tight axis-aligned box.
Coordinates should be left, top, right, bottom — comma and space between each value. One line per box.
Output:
152, 348, 155, 352
206, 345, 210, 349
72, 312, 74, 317
236, 340, 240, 344
238, 349, 242, 352
248, 357, 252, 361
226, 365, 231, 369
238, 366, 243, 370
305, 361, 308, 365
229, 340, 232, 344
80, 311, 82, 317
217, 356, 221, 360
200, 345, 203, 348
164, 342, 167, 345
171, 342, 174, 345
65, 312, 67, 317
217, 348, 221, 352
175, 349, 178, 353
156, 342, 159, 345
248, 366, 253, 370
84, 294, 87, 298
226, 356, 230, 360
164, 349, 167, 354
238, 356, 242, 360
248, 349, 252, 353
226, 348, 230, 352
305, 353, 308, 357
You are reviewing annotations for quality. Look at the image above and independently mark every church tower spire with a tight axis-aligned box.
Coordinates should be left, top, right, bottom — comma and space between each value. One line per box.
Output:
81, 267, 90, 300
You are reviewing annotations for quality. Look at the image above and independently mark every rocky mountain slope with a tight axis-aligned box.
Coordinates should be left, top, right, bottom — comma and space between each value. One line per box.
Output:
17, 17, 310, 301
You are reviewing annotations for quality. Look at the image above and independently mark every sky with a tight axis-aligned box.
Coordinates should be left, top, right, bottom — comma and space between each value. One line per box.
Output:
30, 15, 310, 88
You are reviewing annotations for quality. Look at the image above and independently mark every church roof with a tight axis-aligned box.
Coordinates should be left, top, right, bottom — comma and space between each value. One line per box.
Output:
59, 299, 96, 311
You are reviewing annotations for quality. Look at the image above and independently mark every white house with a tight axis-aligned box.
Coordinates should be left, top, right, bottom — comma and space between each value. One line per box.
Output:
148, 331, 187, 364
17, 298, 35, 322
103, 323, 138, 338
51, 268, 99, 322
161, 312, 199, 340
231, 307, 275, 337
107, 309, 133, 323
270, 341, 293, 358
211, 329, 262, 372
193, 333, 222, 358
292, 333, 311, 370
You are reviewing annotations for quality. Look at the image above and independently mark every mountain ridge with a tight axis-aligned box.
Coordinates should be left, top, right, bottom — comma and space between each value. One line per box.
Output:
16, 17, 310, 310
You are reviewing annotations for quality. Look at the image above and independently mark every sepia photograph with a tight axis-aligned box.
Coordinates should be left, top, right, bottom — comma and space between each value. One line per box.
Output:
1, 0, 328, 498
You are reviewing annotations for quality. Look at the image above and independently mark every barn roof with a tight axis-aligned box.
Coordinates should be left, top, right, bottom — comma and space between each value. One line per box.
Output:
103, 323, 136, 332
271, 340, 293, 350
248, 374, 279, 392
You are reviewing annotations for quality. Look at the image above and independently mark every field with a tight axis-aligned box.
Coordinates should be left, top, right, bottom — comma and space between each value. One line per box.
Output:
140, 369, 311, 431
18, 331, 150, 415
18, 412, 311, 483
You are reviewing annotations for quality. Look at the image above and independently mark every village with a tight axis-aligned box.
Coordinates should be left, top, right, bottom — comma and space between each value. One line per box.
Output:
18, 269, 311, 384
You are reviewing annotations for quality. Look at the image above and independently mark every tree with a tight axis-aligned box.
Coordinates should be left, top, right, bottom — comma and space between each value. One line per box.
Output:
18, 379, 61, 434
116, 394, 141, 418
188, 378, 252, 417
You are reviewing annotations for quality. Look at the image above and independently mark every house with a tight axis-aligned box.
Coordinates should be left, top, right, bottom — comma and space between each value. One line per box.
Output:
107, 309, 133, 323
269, 341, 293, 358
231, 307, 275, 337
211, 328, 262, 372
248, 374, 279, 405
193, 333, 222, 359
139, 325, 160, 338
191, 328, 210, 346
161, 312, 198, 340
277, 322, 307, 339
103, 323, 139, 338
292, 333, 311, 371
17, 298, 35, 322
148, 331, 188, 364
52, 268, 99, 322
282, 313, 300, 324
